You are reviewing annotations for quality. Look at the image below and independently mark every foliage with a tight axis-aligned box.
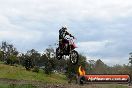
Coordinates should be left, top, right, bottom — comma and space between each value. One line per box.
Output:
6, 54, 18, 65
0, 41, 18, 65
0, 41, 132, 80
0, 63, 66, 83
24, 57, 33, 70
44, 61, 53, 75
32, 66, 39, 73
26, 49, 41, 66
0, 51, 3, 61
129, 52, 132, 66
92, 59, 108, 74
43, 47, 57, 75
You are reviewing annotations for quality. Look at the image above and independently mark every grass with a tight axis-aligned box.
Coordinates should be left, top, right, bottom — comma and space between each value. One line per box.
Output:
0, 63, 130, 88
94, 84, 128, 88
0, 83, 36, 88
0, 63, 67, 83
0, 83, 8, 88
0, 83, 128, 88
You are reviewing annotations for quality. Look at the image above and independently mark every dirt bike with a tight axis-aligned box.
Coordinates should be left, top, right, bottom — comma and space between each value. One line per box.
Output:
56, 37, 79, 65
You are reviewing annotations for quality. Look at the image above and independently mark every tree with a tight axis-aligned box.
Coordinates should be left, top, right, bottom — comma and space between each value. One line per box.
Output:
24, 49, 41, 70
6, 54, 18, 65
39, 54, 48, 67
93, 59, 108, 74
18, 53, 25, 66
1, 41, 19, 64
44, 61, 52, 75
0, 51, 3, 61
128, 52, 132, 77
24, 55, 33, 70
45, 46, 55, 59
26, 49, 41, 66
43, 47, 56, 74
1, 42, 10, 61
56, 58, 67, 73
129, 52, 132, 66
87, 60, 96, 74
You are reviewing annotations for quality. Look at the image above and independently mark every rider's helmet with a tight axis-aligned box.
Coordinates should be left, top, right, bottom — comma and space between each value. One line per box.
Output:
62, 26, 67, 31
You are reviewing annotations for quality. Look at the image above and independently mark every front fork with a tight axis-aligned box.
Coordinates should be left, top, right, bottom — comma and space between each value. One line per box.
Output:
69, 45, 72, 54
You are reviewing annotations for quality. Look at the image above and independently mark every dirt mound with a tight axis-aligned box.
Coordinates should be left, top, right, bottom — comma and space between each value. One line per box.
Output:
0, 78, 130, 88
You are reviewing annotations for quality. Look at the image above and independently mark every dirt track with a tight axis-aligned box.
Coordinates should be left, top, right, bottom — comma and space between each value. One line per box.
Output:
0, 78, 131, 88
0, 78, 87, 88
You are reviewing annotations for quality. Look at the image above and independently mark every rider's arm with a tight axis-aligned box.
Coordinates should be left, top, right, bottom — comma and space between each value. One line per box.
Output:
65, 31, 74, 38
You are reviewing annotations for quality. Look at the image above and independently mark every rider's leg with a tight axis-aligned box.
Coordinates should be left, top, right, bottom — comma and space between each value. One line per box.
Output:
59, 39, 64, 53
59, 39, 62, 47
63, 39, 69, 51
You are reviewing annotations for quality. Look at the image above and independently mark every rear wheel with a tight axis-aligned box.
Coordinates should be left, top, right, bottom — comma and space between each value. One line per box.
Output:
56, 47, 62, 60
78, 76, 86, 85
70, 50, 79, 65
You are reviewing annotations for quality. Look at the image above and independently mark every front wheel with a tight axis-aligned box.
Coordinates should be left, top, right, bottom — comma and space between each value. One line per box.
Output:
70, 50, 79, 65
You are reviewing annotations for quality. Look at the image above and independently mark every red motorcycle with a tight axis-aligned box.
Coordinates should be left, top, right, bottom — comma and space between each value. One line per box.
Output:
56, 37, 79, 65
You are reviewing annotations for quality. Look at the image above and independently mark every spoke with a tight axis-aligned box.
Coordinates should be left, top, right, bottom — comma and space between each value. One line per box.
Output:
70, 51, 78, 64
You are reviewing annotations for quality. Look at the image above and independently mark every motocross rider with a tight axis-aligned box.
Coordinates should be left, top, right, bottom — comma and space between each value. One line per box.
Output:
59, 26, 74, 52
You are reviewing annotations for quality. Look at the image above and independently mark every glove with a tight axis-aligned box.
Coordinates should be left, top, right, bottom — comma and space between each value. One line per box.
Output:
69, 34, 75, 39
72, 36, 75, 39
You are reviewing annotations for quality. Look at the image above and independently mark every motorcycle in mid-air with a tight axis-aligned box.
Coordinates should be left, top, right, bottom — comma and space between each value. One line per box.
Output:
56, 37, 79, 65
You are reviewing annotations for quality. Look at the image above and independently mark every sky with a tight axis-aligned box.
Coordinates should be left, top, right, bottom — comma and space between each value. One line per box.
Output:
0, 0, 132, 66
